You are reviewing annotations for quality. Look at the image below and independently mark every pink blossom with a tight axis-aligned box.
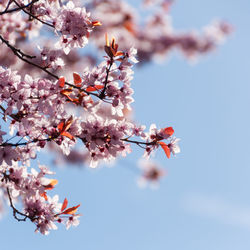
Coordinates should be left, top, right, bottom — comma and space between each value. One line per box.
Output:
137, 160, 165, 189
54, 1, 98, 54
66, 215, 80, 230
168, 137, 180, 156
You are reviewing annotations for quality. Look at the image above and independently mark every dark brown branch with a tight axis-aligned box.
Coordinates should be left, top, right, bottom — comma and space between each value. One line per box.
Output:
1, 0, 13, 14
0, 35, 35, 59
1, 135, 156, 152
12, 0, 54, 28
0, 104, 25, 122
0, 34, 100, 98
0, 0, 39, 15
0, 33, 59, 77
6, 187, 28, 222
0, 137, 52, 147
99, 58, 114, 99
121, 138, 156, 147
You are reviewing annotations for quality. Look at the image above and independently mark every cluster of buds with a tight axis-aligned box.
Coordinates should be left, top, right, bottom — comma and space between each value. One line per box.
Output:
0, 163, 80, 234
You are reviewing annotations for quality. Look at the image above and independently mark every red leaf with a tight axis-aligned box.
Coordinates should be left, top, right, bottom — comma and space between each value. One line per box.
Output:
61, 131, 75, 141
57, 117, 74, 139
44, 179, 58, 190
158, 141, 171, 159
110, 47, 116, 57
104, 45, 113, 58
60, 89, 74, 102
58, 77, 65, 88
61, 198, 68, 212
60, 89, 73, 96
92, 21, 102, 26
164, 127, 174, 136
73, 73, 82, 87
62, 204, 80, 215
85, 85, 104, 92
57, 121, 65, 132
50, 179, 58, 186
40, 192, 48, 201
64, 116, 73, 131
72, 98, 80, 105
115, 51, 124, 57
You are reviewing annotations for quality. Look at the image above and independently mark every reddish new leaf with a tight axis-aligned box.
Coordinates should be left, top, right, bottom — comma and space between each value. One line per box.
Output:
57, 117, 74, 140
40, 192, 48, 201
104, 45, 113, 58
62, 204, 80, 215
58, 77, 65, 88
61, 198, 68, 212
85, 85, 104, 92
158, 141, 171, 159
92, 21, 102, 26
64, 116, 73, 131
115, 51, 124, 57
61, 131, 75, 141
72, 98, 80, 105
164, 127, 174, 136
60, 89, 73, 96
57, 121, 65, 132
60, 89, 75, 102
44, 179, 58, 190
73, 73, 82, 87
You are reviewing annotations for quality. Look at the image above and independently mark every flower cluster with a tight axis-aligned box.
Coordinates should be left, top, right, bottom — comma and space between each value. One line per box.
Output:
79, 115, 133, 168
143, 124, 180, 159
88, 0, 232, 62
0, 34, 180, 232
0, 162, 80, 234
54, 1, 101, 54
0, 31, 179, 225
0, 0, 230, 235
38, 46, 65, 70
0, 12, 26, 43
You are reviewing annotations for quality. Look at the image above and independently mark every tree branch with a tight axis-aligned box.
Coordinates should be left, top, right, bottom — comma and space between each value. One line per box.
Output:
0, 137, 52, 147
0, 34, 101, 98
121, 138, 156, 147
0, 0, 39, 15
6, 187, 28, 222
0, 35, 35, 59
12, 0, 54, 28
99, 58, 114, 99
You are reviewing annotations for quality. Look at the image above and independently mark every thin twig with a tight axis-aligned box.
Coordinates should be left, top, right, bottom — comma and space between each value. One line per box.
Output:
12, 0, 54, 28
0, 35, 35, 59
0, 0, 39, 15
0, 104, 23, 121
99, 58, 114, 99
0, 137, 52, 147
0, 34, 100, 98
6, 187, 28, 222
1, 0, 13, 14
121, 138, 156, 146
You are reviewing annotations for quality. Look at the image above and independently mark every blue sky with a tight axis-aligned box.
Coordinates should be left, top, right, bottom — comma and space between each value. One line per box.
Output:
2, 0, 250, 249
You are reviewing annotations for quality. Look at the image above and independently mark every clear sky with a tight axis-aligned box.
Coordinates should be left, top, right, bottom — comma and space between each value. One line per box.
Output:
2, 0, 250, 250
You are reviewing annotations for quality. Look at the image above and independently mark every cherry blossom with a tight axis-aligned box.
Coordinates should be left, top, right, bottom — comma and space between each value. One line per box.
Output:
88, 0, 232, 63
137, 159, 165, 189
0, 0, 231, 235
54, 1, 101, 54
